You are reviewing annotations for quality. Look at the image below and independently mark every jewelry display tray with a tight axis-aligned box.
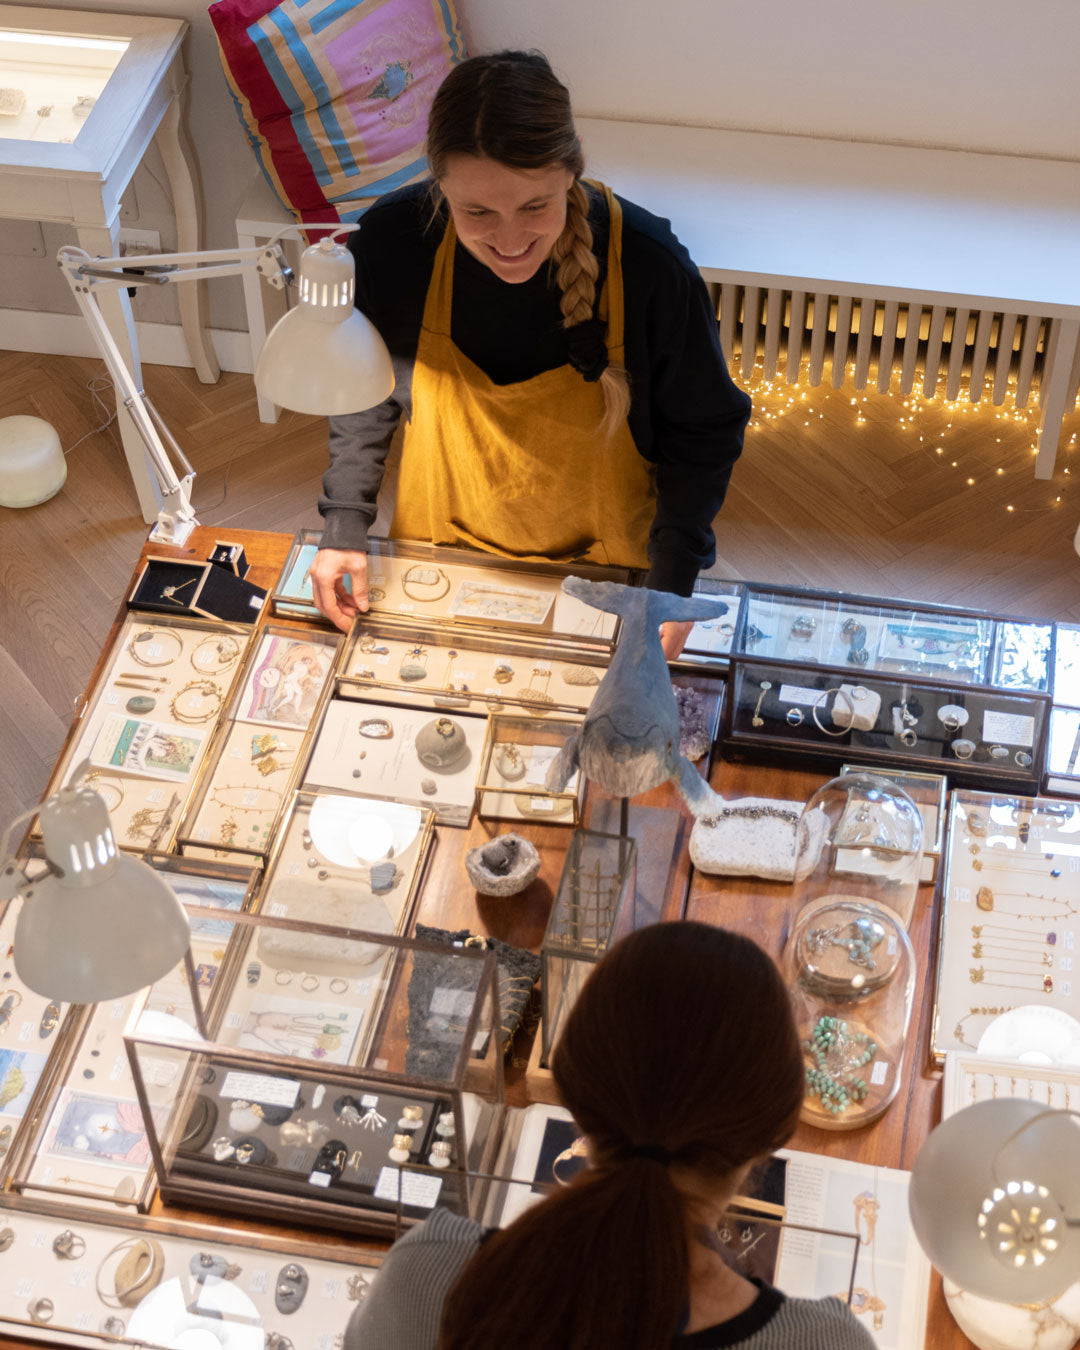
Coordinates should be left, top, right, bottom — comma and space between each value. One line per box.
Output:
123, 915, 504, 1236
338, 617, 606, 719
929, 789, 1080, 1064
0, 1194, 381, 1349
942, 1051, 1080, 1119
723, 660, 1048, 792
271, 531, 625, 650
5, 858, 258, 1216
174, 625, 344, 866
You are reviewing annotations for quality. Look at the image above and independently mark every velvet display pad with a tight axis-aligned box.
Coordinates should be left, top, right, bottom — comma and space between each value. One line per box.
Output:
191, 566, 268, 625
209, 0, 465, 232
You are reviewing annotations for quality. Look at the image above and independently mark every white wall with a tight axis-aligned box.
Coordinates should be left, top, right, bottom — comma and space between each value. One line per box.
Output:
463, 0, 1080, 160
3, 0, 1078, 342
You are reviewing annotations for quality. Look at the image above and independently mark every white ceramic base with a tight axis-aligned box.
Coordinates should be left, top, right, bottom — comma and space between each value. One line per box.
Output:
944, 1277, 1080, 1350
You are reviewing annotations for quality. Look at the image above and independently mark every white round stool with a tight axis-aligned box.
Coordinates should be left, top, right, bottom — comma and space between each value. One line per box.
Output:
0, 415, 67, 507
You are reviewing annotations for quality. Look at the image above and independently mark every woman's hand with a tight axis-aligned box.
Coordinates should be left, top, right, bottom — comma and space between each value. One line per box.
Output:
659, 620, 695, 661
308, 549, 368, 633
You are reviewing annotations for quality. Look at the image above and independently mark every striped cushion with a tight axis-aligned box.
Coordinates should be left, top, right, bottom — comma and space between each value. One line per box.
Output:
210, 0, 464, 229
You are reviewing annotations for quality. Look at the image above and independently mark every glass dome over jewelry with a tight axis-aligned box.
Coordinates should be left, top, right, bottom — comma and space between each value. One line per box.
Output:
784, 895, 916, 1130
792, 772, 925, 927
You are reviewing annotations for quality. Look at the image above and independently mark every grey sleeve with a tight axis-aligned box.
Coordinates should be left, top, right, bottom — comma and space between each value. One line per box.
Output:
318, 353, 415, 552
343, 1210, 483, 1350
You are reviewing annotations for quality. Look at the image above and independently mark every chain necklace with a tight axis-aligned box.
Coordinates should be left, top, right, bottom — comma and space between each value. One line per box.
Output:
975, 886, 1079, 920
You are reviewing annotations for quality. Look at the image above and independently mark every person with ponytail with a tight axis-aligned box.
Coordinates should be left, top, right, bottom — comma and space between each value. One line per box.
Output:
344, 922, 876, 1349
310, 51, 751, 658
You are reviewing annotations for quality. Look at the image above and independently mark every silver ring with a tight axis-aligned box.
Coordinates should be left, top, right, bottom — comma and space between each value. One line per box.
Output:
900, 727, 918, 748
786, 707, 804, 726
52, 1228, 86, 1260
28, 1297, 54, 1323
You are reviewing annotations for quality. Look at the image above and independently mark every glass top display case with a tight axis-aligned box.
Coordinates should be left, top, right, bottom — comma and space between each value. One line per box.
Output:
720, 583, 1054, 790
124, 913, 503, 1237
1044, 621, 1080, 797
272, 531, 626, 650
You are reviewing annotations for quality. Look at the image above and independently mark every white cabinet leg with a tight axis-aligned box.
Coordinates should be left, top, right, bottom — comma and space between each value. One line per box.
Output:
154, 94, 220, 385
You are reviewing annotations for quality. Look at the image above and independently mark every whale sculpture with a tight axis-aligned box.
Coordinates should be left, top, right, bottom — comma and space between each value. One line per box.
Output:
545, 578, 727, 814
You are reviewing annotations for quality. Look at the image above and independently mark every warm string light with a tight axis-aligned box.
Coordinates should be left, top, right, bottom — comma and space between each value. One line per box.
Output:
739, 355, 1076, 516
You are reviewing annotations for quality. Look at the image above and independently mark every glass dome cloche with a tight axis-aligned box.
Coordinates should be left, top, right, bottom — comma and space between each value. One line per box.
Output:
784, 895, 916, 1130
792, 772, 924, 928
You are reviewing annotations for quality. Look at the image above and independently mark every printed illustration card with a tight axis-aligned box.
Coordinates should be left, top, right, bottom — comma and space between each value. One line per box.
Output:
89, 715, 203, 782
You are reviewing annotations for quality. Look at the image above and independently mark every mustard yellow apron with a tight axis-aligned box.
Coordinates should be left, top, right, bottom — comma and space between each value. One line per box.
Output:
391, 184, 655, 568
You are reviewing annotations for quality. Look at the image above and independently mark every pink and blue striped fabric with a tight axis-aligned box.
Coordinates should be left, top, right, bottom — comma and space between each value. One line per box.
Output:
210, 0, 464, 230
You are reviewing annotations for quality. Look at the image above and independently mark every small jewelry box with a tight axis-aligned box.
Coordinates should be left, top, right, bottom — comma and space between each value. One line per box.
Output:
129, 557, 266, 623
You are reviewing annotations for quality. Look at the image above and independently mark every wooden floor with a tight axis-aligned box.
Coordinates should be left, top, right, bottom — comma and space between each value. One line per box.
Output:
1, 347, 1078, 826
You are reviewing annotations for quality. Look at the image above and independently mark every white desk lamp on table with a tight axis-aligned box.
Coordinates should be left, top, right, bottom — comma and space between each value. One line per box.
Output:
57, 228, 394, 545
910, 1098, 1080, 1348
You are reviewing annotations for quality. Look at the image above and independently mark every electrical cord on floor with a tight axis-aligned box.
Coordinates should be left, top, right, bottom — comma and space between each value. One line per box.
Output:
63, 374, 119, 456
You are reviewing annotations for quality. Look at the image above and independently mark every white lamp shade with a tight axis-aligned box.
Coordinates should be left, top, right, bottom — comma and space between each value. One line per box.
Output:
910, 1098, 1080, 1303
14, 854, 192, 1003
253, 235, 393, 415
255, 305, 394, 415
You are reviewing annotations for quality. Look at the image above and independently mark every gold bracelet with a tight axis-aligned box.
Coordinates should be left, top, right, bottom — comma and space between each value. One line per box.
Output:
128, 628, 184, 668
400, 565, 451, 603
191, 634, 242, 675
83, 773, 126, 811
170, 679, 225, 724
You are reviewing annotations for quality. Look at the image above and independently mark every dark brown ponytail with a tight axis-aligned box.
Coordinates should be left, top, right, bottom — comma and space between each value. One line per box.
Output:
438, 923, 804, 1350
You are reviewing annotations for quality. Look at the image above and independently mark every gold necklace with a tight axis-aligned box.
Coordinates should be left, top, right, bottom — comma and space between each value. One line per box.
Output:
969, 967, 1054, 993
975, 886, 1079, 920
211, 784, 281, 814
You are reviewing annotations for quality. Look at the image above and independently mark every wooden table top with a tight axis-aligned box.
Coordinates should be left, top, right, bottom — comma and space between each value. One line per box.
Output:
31, 524, 967, 1348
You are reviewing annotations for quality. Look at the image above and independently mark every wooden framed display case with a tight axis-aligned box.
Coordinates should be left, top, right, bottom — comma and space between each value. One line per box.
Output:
720, 583, 1053, 791
123, 916, 503, 1237
32, 612, 252, 854
540, 829, 638, 1067
841, 763, 948, 884
6, 859, 257, 1215
253, 790, 433, 950
929, 790, 1080, 1065
942, 1050, 1080, 1120
271, 531, 626, 649
0, 894, 83, 1190
338, 617, 608, 718
1044, 621, 1080, 796
174, 624, 343, 865
0, 1195, 381, 1347
475, 714, 584, 826
303, 695, 489, 827
673, 577, 745, 671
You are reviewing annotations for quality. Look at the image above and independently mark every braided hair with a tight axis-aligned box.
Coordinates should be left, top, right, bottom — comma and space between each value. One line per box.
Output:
426, 51, 631, 437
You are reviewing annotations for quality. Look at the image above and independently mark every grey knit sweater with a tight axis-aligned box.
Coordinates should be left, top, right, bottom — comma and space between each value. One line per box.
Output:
344, 1210, 878, 1348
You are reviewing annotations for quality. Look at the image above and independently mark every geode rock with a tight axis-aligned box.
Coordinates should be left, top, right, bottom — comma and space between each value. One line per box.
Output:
464, 833, 540, 896
673, 682, 712, 760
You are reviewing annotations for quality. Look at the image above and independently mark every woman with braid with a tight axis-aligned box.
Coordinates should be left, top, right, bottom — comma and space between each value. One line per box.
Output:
344, 923, 876, 1349
309, 51, 750, 658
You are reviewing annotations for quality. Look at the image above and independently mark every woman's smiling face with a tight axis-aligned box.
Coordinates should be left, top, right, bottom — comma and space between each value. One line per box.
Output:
438, 154, 575, 284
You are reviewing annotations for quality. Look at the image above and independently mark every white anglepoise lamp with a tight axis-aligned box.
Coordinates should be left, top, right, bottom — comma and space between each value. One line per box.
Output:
909, 1098, 1080, 1305
0, 770, 193, 1005
58, 229, 394, 546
